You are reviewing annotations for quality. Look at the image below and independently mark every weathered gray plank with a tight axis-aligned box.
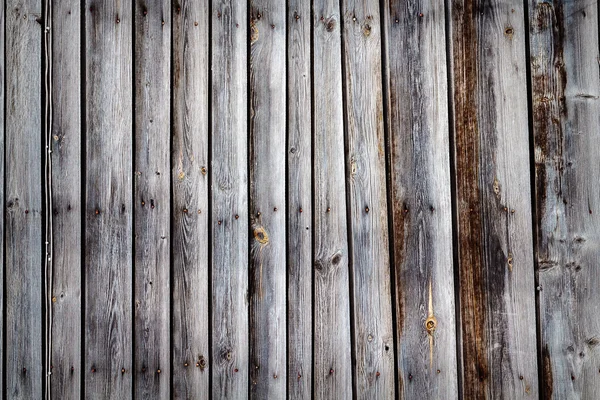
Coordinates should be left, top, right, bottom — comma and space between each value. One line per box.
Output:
449, 1, 539, 398
248, 2, 287, 398
211, 0, 249, 398
0, 1, 5, 393
171, 1, 209, 398
84, 1, 133, 398
5, 0, 43, 398
286, 0, 312, 397
133, 1, 170, 398
340, 0, 395, 397
313, 0, 353, 397
50, 0, 81, 398
382, 0, 458, 397
529, 1, 600, 398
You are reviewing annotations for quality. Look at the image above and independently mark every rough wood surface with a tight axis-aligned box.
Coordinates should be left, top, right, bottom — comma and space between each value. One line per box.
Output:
529, 1, 600, 398
449, 1, 539, 398
5, 1, 42, 398
312, 0, 353, 397
248, 1, 287, 398
84, 1, 133, 398
341, 0, 395, 397
133, 1, 170, 398
382, 0, 457, 397
286, 0, 312, 397
0, 1, 5, 394
50, 0, 81, 398
171, 1, 209, 398
211, 0, 249, 398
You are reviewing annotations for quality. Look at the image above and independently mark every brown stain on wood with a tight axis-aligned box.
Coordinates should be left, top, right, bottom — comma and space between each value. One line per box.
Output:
542, 344, 553, 398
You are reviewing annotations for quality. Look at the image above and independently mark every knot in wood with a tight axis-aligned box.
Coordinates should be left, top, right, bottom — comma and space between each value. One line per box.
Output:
425, 316, 437, 334
253, 226, 269, 244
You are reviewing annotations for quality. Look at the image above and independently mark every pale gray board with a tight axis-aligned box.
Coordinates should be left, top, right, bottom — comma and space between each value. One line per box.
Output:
286, 0, 312, 397
341, 0, 395, 397
449, 0, 539, 398
84, 1, 133, 398
529, 0, 600, 398
133, 0, 170, 398
171, 1, 210, 398
211, 0, 249, 398
50, 0, 82, 398
313, 0, 353, 398
248, 1, 287, 398
382, 0, 458, 398
0, 1, 5, 394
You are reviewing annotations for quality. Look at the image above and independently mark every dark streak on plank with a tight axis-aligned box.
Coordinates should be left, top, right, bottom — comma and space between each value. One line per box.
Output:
133, 0, 170, 398
84, 1, 133, 398
50, 0, 81, 398
171, 1, 209, 398
382, 0, 457, 397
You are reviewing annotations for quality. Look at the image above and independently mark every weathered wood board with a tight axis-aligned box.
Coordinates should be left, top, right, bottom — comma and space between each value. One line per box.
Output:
529, 0, 600, 398
383, 0, 458, 398
449, 0, 539, 398
0, 1, 5, 394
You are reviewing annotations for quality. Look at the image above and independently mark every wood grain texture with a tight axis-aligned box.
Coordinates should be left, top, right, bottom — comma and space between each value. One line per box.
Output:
248, 1, 287, 398
50, 0, 81, 398
382, 1, 457, 397
211, 0, 249, 398
84, 1, 133, 398
341, 0, 395, 397
286, 0, 312, 397
171, 1, 209, 398
133, 0, 170, 398
5, 0, 42, 398
449, 1, 539, 398
313, 0, 353, 397
529, 1, 600, 398
0, 1, 5, 394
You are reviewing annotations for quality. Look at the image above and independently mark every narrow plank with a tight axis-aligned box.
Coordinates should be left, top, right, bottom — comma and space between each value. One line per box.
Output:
211, 0, 249, 397
0, 1, 5, 393
383, 1, 458, 397
50, 0, 81, 398
529, 1, 600, 398
171, 1, 209, 398
286, 0, 312, 397
133, 1, 170, 398
5, 0, 43, 398
312, 0, 353, 397
449, 1, 539, 397
340, 0, 395, 397
84, 1, 133, 397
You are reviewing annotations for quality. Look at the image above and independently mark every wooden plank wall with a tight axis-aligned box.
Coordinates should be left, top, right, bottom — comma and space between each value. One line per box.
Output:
0, 0, 599, 399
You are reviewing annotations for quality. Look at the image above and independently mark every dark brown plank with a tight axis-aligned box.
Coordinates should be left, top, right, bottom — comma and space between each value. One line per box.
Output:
50, 0, 81, 398
286, 0, 312, 397
529, 1, 600, 397
211, 0, 249, 398
84, 1, 133, 397
5, 0, 43, 398
171, 1, 209, 398
382, 0, 458, 397
312, 0, 353, 397
449, 0, 539, 397
133, 0, 170, 398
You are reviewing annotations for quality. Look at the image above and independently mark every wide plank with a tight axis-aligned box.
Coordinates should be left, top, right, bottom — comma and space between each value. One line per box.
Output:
383, 0, 458, 397
529, 1, 600, 398
449, 1, 539, 397
84, 1, 133, 398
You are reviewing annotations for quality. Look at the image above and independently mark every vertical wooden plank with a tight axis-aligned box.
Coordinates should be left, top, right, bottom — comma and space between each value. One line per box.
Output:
313, 0, 353, 398
84, 0, 133, 397
340, 0, 395, 397
50, 0, 81, 398
0, 1, 5, 393
134, 0, 170, 398
382, 1, 457, 397
211, 0, 248, 398
529, 1, 600, 398
449, 1, 539, 398
5, 0, 42, 398
248, 1, 286, 398
171, 0, 209, 398
286, 0, 312, 397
